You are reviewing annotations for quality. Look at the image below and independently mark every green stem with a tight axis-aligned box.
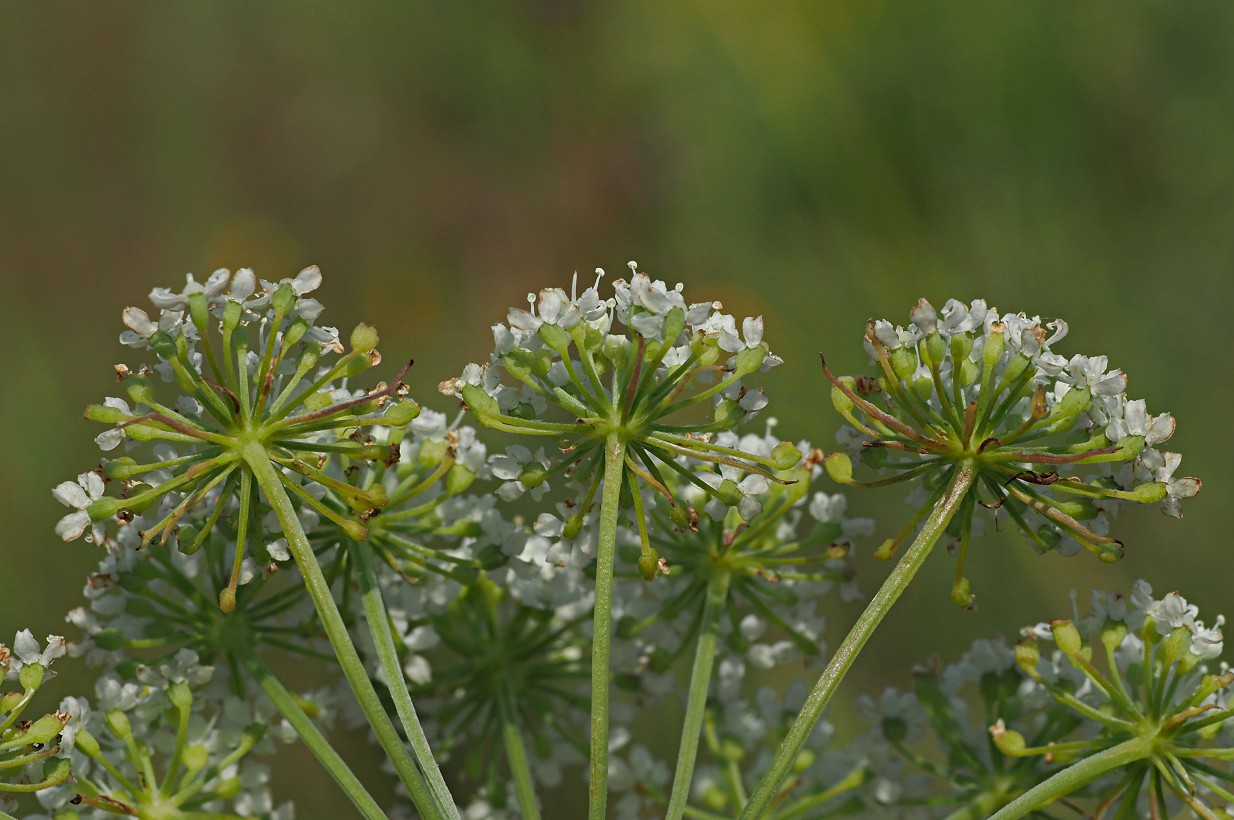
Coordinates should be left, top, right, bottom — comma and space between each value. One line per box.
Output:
738, 460, 978, 820
240, 442, 442, 820
666, 570, 732, 820
223, 639, 387, 820
352, 540, 459, 819
499, 682, 542, 820
589, 431, 628, 820
988, 738, 1151, 820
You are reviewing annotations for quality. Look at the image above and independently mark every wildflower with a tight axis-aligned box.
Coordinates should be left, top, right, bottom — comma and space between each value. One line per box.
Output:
441, 264, 799, 813
825, 297, 1200, 605
0, 632, 76, 802
990, 582, 1234, 817
441, 264, 799, 576
68, 267, 417, 611
35, 661, 295, 819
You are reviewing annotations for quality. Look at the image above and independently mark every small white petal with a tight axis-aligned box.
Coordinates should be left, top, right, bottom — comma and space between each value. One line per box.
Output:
55, 511, 91, 541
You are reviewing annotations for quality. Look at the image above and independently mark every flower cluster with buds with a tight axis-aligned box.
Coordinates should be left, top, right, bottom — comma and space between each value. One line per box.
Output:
442, 264, 800, 577
825, 298, 1200, 606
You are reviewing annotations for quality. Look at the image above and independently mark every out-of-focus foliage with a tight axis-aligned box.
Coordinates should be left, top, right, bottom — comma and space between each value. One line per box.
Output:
3, 2, 1231, 814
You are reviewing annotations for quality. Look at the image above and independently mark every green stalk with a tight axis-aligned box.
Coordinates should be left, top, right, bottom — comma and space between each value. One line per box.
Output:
240, 442, 442, 820
589, 431, 628, 819
499, 682, 542, 820
352, 540, 459, 819
666, 570, 732, 820
738, 460, 978, 819
988, 738, 1151, 820
227, 639, 387, 820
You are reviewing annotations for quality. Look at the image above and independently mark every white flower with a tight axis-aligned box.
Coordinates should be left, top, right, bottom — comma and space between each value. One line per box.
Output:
52, 471, 106, 542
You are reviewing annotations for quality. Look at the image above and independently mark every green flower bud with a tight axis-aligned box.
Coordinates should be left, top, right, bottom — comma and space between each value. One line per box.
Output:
86, 496, 122, 521
733, 345, 765, 376
168, 680, 193, 711
85, 404, 125, 424
74, 728, 100, 758
890, 347, 917, 381
445, 464, 477, 496
1051, 620, 1084, 658
537, 321, 572, 356
350, 322, 380, 353
989, 721, 1027, 757
770, 441, 802, 471
923, 333, 947, 368
271, 282, 297, 315
824, 452, 853, 484
637, 551, 660, 581
950, 577, 974, 608
713, 399, 743, 428
104, 709, 132, 741
25, 713, 66, 746
101, 457, 137, 479
183, 743, 209, 773
18, 661, 45, 691
283, 318, 309, 347
384, 400, 420, 427
461, 384, 500, 420
125, 377, 157, 406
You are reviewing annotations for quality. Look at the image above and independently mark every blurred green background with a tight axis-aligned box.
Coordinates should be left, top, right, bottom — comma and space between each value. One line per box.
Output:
2, 1, 1232, 815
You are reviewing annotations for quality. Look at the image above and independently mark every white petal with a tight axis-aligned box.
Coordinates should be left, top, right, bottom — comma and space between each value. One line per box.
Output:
230, 268, 257, 300
121, 307, 157, 337
55, 511, 91, 541
295, 297, 324, 322
13, 629, 40, 662
203, 268, 231, 296
95, 428, 124, 451
80, 471, 105, 500
292, 266, 323, 295
52, 480, 89, 509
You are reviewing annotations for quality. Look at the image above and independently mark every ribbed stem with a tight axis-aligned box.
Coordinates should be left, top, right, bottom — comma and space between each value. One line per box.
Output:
352, 541, 459, 818
666, 570, 732, 820
241, 442, 441, 819
739, 460, 978, 819
228, 639, 387, 820
988, 738, 1150, 819
588, 432, 628, 819
499, 683, 542, 820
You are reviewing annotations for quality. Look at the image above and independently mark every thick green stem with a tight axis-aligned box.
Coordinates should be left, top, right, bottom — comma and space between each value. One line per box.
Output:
738, 460, 978, 819
226, 639, 387, 820
352, 541, 459, 819
240, 442, 442, 820
499, 683, 542, 820
666, 570, 732, 820
988, 738, 1151, 819
589, 431, 628, 820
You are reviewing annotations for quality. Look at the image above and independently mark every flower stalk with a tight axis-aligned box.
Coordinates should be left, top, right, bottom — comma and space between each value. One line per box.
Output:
739, 459, 977, 819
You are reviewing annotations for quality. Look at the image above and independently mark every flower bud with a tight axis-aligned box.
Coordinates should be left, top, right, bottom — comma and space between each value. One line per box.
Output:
445, 464, 477, 496
104, 709, 133, 741
384, 400, 420, 427
1051, 620, 1084, 657
18, 661, 45, 691
824, 452, 853, 484
24, 713, 66, 746
770, 441, 802, 471
537, 322, 572, 356
989, 719, 1026, 756
271, 282, 298, 315
733, 345, 765, 376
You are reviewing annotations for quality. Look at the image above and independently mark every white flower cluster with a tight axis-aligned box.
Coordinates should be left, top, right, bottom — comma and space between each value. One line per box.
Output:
870, 298, 1197, 517
444, 262, 779, 416
860, 581, 1231, 817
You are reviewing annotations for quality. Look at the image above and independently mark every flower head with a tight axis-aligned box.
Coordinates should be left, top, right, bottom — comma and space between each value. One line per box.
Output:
825, 297, 1200, 605
67, 267, 419, 611
1, 631, 77, 805
441, 265, 799, 577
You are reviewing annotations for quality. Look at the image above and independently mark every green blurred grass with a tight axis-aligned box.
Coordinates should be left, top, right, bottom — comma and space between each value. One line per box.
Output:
2, 2, 1232, 815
